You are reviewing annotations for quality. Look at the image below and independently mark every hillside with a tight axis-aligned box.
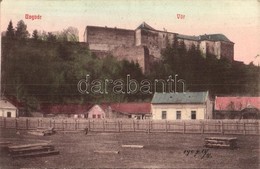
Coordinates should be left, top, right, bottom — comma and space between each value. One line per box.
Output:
1, 38, 259, 113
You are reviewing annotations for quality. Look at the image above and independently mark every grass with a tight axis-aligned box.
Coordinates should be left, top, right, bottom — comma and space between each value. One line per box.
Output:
0, 128, 259, 168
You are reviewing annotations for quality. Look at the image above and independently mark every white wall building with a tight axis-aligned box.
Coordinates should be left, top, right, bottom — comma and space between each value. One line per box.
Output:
151, 92, 213, 120
0, 100, 18, 118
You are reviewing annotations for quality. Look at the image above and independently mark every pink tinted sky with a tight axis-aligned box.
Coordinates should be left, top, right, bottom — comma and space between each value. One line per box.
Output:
0, 0, 259, 64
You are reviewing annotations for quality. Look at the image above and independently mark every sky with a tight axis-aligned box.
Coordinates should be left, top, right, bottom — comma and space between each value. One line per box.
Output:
0, 0, 259, 64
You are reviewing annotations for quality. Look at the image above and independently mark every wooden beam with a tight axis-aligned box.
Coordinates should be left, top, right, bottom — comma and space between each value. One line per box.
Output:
27, 131, 45, 136
12, 150, 59, 158
94, 150, 119, 154
10, 146, 54, 154
8, 143, 51, 149
121, 145, 144, 148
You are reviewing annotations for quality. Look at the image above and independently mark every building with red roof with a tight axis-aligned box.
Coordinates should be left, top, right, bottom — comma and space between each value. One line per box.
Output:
88, 103, 151, 119
214, 97, 260, 119
40, 102, 151, 119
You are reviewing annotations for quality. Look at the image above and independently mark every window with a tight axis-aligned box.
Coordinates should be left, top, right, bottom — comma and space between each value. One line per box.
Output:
97, 115, 101, 118
7, 112, 12, 118
92, 114, 96, 118
176, 111, 181, 120
161, 111, 167, 119
191, 111, 196, 120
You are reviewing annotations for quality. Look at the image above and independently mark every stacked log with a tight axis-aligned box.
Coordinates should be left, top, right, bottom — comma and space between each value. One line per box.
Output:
204, 137, 237, 149
8, 143, 59, 158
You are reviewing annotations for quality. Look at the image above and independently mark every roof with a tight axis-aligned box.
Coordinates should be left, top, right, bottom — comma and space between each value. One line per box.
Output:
177, 33, 233, 43
0, 100, 17, 109
136, 22, 156, 31
199, 34, 233, 43
41, 102, 151, 115
101, 102, 151, 114
177, 34, 200, 41
87, 104, 106, 114
151, 92, 209, 104
215, 97, 260, 111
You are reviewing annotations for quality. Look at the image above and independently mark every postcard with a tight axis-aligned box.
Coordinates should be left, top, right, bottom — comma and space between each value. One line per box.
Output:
0, 0, 259, 168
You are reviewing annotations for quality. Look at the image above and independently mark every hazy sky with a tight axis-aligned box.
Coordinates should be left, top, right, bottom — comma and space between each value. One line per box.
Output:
1, 0, 259, 64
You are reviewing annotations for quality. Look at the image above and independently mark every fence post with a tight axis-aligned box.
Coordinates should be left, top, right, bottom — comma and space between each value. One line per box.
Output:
183, 121, 185, 134
3, 118, 6, 128
53, 120, 55, 129
221, 121, 224, 135
118, 120, 121, 132
65, 120, 67, 130
165, 120, 168, 133
49, 119, 52, 128
62, 120, 64, 131
37, 119, 40, 127
26, 119, 29, 130
147, 120, 150, 134
88, 119, 91, 131
15, 118, 18, 130
92, 120, 95, 131
133, 120, 135, 132
243, 122, 246, 135
103, 120, 105, 131
257, 121, 259, 135
75, 120, 77, 130
201, 121, 204, 134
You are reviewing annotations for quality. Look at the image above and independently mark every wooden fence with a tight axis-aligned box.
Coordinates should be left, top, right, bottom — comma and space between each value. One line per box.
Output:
0, 117, 259, 135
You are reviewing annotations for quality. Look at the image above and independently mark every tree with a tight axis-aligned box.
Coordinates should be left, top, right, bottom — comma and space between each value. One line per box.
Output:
56, 27, 79, 42
47, 32, 57, 42
6, 20, 15, 39
32, 30, 39, 40
15, 20, 30, 40
38, 31, 48, 41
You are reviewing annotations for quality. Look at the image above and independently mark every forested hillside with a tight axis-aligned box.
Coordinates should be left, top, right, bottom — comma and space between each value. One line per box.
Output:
149, 41, 259, 96
1, 20, 259, 113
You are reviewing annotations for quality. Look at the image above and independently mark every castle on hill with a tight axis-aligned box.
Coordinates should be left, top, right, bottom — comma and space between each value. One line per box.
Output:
84, 22, 234, 73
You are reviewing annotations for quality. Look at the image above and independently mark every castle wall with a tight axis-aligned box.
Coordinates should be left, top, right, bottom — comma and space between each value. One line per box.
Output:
136, 29, 176, 59
199, 41, 207, 57
86, 26, 135, 51
111, 46, 150, 73
178, 39, 200, 50
85, 24, 234, 74
140, 29, 159, 48
139, 29, 176, 49
199, 40, 221, 59
220, 42, 234, 61
135, 29, 142, 46
205, 41, 221, 59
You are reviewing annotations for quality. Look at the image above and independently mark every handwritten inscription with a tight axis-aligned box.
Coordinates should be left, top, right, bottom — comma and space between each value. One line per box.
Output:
183, 149, 212, 159
25, 14, 42, 20
177, 14, 185, 19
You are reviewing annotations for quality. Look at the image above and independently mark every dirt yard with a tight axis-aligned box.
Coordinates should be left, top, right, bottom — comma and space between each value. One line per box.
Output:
0, 128, 259, 168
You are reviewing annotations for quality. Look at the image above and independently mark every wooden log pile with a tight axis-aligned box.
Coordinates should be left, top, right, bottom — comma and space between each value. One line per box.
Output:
8, 143, 59, 158
27, 127, 55, 136
204, 137, 237, 149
